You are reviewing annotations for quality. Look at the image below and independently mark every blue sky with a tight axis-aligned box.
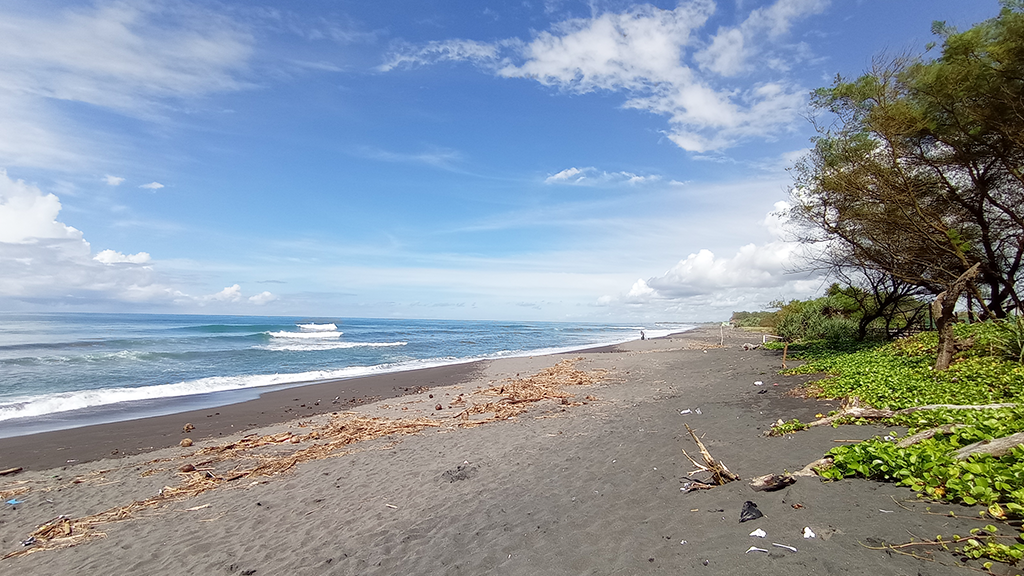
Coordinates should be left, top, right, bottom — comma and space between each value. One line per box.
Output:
0, 0, 1003, 321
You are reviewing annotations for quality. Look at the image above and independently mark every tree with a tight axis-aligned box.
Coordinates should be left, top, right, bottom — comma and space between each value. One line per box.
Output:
790, 2, 1024, 368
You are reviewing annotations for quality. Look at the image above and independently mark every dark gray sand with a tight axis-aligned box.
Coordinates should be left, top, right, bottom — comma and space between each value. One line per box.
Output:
0, 326, 1003, 575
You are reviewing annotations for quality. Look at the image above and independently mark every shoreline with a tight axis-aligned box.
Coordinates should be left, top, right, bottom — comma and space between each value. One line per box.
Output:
0, 326, 679, 441
0, 330, 695, 471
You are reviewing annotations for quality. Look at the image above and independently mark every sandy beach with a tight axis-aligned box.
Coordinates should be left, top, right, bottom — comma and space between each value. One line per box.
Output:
0, 325, 1004, 575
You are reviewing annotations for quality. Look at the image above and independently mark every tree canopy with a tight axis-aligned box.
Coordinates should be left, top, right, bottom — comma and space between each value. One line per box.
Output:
790, 2, 1024, 321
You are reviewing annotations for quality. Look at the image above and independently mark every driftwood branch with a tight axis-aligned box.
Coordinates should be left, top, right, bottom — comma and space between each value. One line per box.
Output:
683, 424, 739, 485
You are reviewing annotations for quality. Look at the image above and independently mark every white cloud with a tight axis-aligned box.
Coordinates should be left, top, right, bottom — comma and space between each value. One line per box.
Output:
383, 0, 823, 152
248, 291, 278, 305
207, 284, 243, 302
139, 182, 165, 190
94, 249, 151, 265
599, 199, 824, 316
379, 39, 508, 72
0, 2, 253, 169
0, 168, 83, 243
544, 166, 660, 185
0, 169, 269, 310
696, 0, 829, 76
103, 175, 125, 186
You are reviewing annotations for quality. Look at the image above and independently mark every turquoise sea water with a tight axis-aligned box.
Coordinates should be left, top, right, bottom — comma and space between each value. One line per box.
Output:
0, 313, 692, 436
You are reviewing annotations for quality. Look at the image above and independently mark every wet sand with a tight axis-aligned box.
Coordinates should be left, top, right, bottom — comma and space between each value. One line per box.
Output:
0, 326, 1001, 575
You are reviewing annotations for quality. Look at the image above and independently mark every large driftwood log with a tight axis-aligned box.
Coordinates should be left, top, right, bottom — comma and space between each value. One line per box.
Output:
954, 432, 1024, 460
895, 424, 967, 448
802, 400, 1019, 430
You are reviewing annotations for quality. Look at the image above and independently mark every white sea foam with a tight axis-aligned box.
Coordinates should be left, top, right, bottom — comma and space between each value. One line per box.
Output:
266, 330, 342, 339
0, 364, 396, 423
297, 323, 338, 332
261, 341, 408, 352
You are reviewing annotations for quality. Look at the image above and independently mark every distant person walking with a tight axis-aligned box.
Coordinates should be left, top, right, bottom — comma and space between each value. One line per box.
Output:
640, 330, 646, 340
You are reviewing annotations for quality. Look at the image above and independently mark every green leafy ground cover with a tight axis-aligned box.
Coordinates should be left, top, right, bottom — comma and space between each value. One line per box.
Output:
768, 322, 1024, 564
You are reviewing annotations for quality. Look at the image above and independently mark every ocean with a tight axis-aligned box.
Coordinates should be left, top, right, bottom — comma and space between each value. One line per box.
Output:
0, 313, 692, 438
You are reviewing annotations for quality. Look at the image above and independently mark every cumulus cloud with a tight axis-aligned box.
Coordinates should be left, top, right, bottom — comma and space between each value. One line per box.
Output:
382, 0, 826, 152
0, 169, 269, 310
0, 2, 253, 169
544, 166, 660, 185
0, 168, 83, 243
601, 199, 823, 315
139, 182, 165, 190
103, 175, 125, 186
93, 249, 151, 265
207, 284, 243, 302
248, 291, 278, 305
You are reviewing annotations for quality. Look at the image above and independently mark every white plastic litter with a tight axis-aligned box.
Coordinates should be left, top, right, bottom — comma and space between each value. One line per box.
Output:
772, 543, 797, 552
749, 528, 767, 538
694, 408, 702, 414
754, 381, 764, 386
803, 527, 816, 539
680, 409, 692, 414
745, 546, 769, 554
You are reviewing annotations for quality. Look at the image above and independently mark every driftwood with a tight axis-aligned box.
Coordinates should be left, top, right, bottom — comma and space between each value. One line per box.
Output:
954, 431, 1024, 460
681, 424, 739, 485
0, 467, 23, 476
748, 473, 796, 492
895, 424, 967, 448
802, 400, 1019, 430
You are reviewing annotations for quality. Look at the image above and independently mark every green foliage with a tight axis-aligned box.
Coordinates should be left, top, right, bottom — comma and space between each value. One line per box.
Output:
775, 296, 859, 343
992, 316, 1024, 363
785, 323, 1024, 409
784, 320, 1024, 563
729, 310, 778, 328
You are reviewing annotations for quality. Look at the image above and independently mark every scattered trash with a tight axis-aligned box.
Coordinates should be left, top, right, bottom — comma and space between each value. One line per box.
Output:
385, 504, 398, 509
742, 343, 761, 351
883, 435, 895, 441
694, 408, 702, 415
803, 527, 816, 539
757, 389, 767, 394
791, 503, 805, 509
65, 459, 77, 464
702, 559, 709, 566
680, 409, 692, 414
680, 540, 688, 545
745, 546, 769, 553
879, 509, 895, 513
6, 499, 23, 505
749, 528, 767, 538
754, 381, 764, 386
739, 501, 764, 523
20, 537, 35, 547
772, 543, 798, 552
749, 473, 796, 492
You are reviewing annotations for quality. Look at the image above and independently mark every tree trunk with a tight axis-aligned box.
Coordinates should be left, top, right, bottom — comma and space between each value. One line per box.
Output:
933, 263, 981, 371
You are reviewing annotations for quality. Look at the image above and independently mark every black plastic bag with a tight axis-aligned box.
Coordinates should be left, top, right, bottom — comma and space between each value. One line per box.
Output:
739, 501, 764, 523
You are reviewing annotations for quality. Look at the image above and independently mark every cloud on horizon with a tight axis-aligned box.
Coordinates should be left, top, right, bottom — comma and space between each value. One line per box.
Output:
0, 169, 273, 309
598, 200, 825, 316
